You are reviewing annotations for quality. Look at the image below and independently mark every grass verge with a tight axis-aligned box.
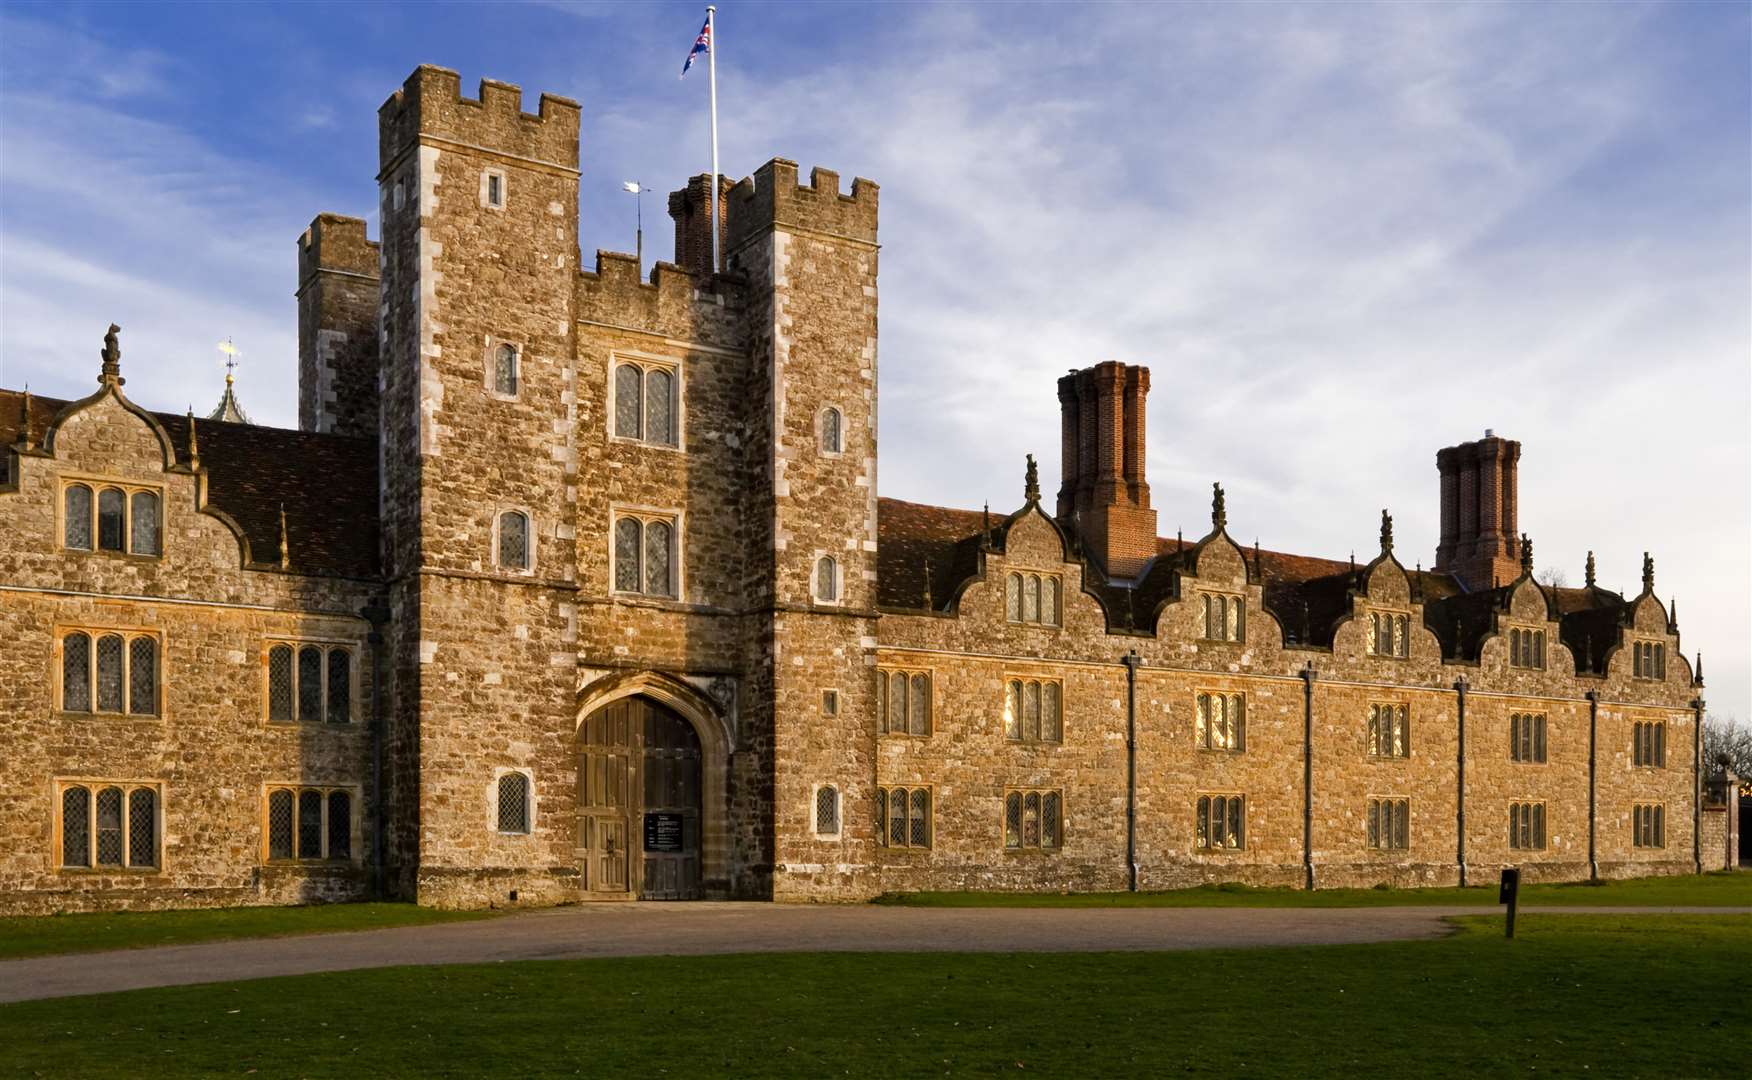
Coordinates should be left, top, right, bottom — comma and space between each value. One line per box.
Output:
0, 902, 494, 960
0, 915, 1746, 1077
873, 868, 1752, 908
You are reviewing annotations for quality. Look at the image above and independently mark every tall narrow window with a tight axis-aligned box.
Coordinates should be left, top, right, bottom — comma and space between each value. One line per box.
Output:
1511, 713, 1548, 763
268, 644, 293, 723
1007, 573, 1022, 622
1042, 578, 1060, 626
614, 517, 641, 592
614, 363, 643, 438
496, 773, 531, 834
64, 483, 93, 550
61, 785, 90, 868
1509, 802, 1547, 850
493, 344, 518, 396
298, 790, 324, 859
498, 510, 531, 571
62, 632, 91, 712
820, 408, 842, 454
909, 674, 931, 736
95, 786, 124, 865
644, 520, 673, 597
297, 646, 324, 722
97, 488, 125, 551
1202, 594, 1245, 642
814, 785, 840, 836
484, 171, 504, 208
128, 788, 157, 868
268, 789, 294, 860
909, 789, 931, 847
1368, 703, 1408, 758
127, 636, 157, 716
1367, 798, 1410, 850
96, 634, 124, 713
327, 650, 351, 724
327, 792, 352, 858
645, 368, 675, 446
1196, 794, 1245, 850
815, 556, 838, 602
129, 491, 160, 555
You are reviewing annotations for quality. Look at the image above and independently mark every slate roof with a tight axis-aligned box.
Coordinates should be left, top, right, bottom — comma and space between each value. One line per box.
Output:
3, 389, 379, 580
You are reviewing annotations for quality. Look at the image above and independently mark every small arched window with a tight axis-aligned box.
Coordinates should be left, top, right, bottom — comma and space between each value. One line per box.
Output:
61, 785, 90, 868
814, 785, 840, 836
645, 369, 674, 445
644, 519, 673, 596
64, 484, 93, 550
820, 408, 842, 454
129, 491, 160, 555
128, 636, 157, 716
815, 556, 838, 603
496, 772, 531, 834
95, 634, 125, 713
493, 344, 518, 396
62, 631, 92, 712
498, 510, 531, 571
614, 363, 643, 438
613, 514, 677, 598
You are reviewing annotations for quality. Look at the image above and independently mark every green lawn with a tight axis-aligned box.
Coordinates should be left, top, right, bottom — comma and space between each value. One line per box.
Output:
874, 869, 1752, 909
0, 915, 1745, 1077
0, 903, 493, 960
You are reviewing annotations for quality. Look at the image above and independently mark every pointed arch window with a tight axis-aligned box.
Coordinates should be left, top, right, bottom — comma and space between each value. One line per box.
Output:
497, 510, 532, 571
814, 555, 839, 603
612, 357, 680, 447
492, 343, 519, 396
820, 407, 843, 454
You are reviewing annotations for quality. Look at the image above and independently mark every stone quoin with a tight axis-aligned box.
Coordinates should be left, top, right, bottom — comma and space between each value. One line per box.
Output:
0, 67, 1721, 913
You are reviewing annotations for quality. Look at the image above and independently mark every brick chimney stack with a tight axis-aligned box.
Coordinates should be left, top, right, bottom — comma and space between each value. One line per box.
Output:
667, 174, 732, 276
1434, 431, 1523, 592
1056, 362, 1157, 579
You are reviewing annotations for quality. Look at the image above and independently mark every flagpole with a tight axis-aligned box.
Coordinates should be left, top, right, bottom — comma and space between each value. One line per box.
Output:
707, 4, 719, 275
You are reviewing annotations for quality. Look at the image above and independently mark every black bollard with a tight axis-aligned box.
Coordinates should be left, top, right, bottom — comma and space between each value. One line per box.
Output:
1499, 867, 1520, 939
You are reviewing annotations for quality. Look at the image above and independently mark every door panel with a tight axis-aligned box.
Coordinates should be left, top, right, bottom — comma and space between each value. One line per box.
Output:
578, 696, 703, 900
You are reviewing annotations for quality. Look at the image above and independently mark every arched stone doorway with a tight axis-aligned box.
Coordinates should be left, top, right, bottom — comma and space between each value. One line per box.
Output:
576, 672, 732, 900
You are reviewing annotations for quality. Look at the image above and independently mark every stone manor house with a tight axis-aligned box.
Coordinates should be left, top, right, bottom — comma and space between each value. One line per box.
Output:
0, 66, 1731, 913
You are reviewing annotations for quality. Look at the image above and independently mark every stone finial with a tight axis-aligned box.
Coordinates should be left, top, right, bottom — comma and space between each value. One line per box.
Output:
17, 386, 31, 449
1585, 550, 1596, 588
1023, 454, 1040, 503
1253, 539, 1262, 578
920, 556, 933, 610
1696, 652, 1704, 684
99, 323, 123, 385
1211, 482, 1226, 530
1668, 597, 1678, 631
278, 504, 290, 570
1520, 533, 1533, 574
185, 408, 200, 468
982, 501, 991, 535
1642, 551, 1654, 593
1380, 509, 1393, 555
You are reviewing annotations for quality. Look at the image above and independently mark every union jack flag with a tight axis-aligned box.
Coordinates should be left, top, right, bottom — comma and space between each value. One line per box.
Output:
681, 15, 711, 78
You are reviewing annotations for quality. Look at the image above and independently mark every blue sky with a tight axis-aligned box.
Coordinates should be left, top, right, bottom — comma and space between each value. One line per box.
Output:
1, 1, 1747, 720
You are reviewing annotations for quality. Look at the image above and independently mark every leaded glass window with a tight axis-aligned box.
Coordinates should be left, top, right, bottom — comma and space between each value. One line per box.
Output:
498, 510, 530, 570
1023, 576, 1039, 622
268, 789, 294, 859
493, 344, 518, 396
888, 788, 908, 846
298, 789, 323, 859
129, 491, 160, 555
1510, 627, 1546, 670
128, 636, 157, 716
1041, 578, 1059, 626
614, 518, 641, 592
268, 645, 293, 723
908, 673, 930, 736
95, 634, 124, 713
1007, 573, 1062, 626
128, 788, 157, 867
814, 785, 839, 835
497, 773, 531, 834
1024, 680, 1041, 741
909, 789, 930, 847
95, 786, 124, 865
645, 368, 674, 446
1511, 713, 1547, 763
820, 408, 841, 453
815, 556, 838, 602
874, 786, 934, 849
1510, 802, 1547, 850
64, 483, 93, 549
327, 791, 352, 858
1368, 703, 1408, 758
1196, 692, 1245, 751
62, 632, 91, 712
1633, 721, 1666, 768
61, 785, 90, 868
1042, 681, 1062, 742
1004, 791, 1022, 848
1023, 791, 1041, 847
1196, 793, 1245, 850
298, 646, 323, 723
1367, 798, 1409, 851
1005, 680, 1023, 740
887, 671, 907, 735
644, 519, 673, 596
327, 649, 351, 723
1633, 803, 1664, 848
97, 487, 125, 551
614, 363, 643, 438
1006, 573, 1022, 622
1043, 792, 1062, 848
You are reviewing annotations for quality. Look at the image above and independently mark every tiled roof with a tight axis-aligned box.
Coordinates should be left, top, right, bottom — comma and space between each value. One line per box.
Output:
875, 498, 988, 610
3, 389, 380, 580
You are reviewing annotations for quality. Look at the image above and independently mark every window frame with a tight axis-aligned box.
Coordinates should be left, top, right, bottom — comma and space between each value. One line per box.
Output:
262, 639, 360, 726
1507, 625, 1547, 670
874, 667, 934, 738
261, 783, 362, 866
56, 626, 163, 718
1194, 690, 1247, 753
54, 779, 164, 872
1002, 788, 1065, 852
1631, 719, 1667, 769
1366, 796, 1411, 851
818, 405, 845, 457
1631, 640, 1666, 681
811, 783, 843, 840
58, 476, 163, 558
1200, 591, 1247, 644
875, 784, 933, 849
1510, 711, 1549, 764
480, 167, 507, 210
609, 507, 683, 600
491, 768, 535, 836
1195, 792, 1246, 851
1005, 570, 1064, 627
812, 553, 842, 606
1509, 801, 1548, 851
1367, 702, 1410, 759
493, 507, 536, 575
1364, 610, 1410, 658
607, 351, 684, 451
485, 339, 521, 400
1631, 802, 1666, 849
1003, 674, 1065, 745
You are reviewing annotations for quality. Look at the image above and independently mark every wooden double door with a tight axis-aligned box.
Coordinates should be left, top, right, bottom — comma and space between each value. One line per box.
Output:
578, 698, 702, 900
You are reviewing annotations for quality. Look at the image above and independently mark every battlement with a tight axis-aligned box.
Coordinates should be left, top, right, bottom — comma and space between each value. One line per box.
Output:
296, 214, 380, 294
378, 65, 581, 175
726, 159, 878, 254
575, 250, 743, 344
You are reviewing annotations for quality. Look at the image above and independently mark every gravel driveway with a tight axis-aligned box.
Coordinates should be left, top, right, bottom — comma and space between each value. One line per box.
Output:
2, 902, 1743, 1004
